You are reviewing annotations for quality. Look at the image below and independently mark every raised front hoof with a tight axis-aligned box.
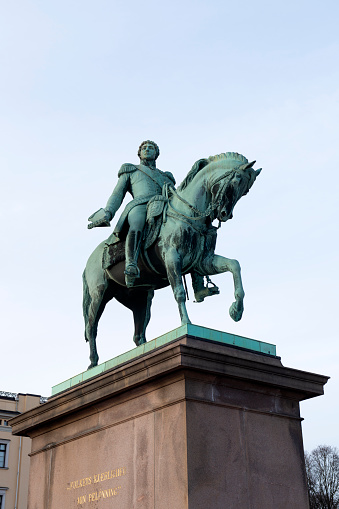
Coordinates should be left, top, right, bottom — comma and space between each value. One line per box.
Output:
229, 300, 244, 322
133, 335, 147, 347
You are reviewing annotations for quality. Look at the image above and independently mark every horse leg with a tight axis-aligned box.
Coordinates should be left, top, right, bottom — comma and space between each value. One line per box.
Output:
115, 288, 154, 346
164, 248, 191, 325
200, 254, 245, 322
132, 289, 154, 346
83, 243, 114, 368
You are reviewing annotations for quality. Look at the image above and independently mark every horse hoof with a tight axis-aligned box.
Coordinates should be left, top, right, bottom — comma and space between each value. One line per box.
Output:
88, 358, 99, 369
229, 301, 243, 322
133, 335, 146, 347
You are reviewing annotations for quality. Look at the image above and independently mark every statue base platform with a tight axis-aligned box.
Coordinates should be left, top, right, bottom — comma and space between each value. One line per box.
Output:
11, 325, 328, 509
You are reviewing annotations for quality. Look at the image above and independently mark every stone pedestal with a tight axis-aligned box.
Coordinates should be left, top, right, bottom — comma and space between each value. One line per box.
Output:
11, 328, 328, 509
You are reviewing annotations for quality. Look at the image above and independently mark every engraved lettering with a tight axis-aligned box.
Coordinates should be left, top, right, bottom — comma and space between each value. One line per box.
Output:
67, 477, 92, 490
66, 467, 126, 500
90, 467, 126, 487
88, 486, 121, 502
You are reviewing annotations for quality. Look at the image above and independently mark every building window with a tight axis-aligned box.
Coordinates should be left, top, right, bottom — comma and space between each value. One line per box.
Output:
0, 418, 12, 429
0, 444, 6, 468
0, 441, 10, 468
0, 489, 7, 509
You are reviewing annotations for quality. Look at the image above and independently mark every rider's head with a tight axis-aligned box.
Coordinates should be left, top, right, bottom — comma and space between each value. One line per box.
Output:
138, 140, 160, 161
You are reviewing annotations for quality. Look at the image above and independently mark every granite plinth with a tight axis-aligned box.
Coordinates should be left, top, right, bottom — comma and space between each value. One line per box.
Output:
51, 324, 276, 395
11, 331, 328, 509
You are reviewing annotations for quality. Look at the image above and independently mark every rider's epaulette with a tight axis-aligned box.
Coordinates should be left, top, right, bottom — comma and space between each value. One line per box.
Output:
118, 163, 137, 177
163, 171, 176, 185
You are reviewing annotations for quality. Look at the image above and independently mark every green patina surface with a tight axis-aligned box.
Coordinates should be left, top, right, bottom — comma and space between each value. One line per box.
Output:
51, 325, 276, 396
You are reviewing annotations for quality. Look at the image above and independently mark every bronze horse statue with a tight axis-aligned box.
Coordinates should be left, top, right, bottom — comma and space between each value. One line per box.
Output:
83, 152, 261, 368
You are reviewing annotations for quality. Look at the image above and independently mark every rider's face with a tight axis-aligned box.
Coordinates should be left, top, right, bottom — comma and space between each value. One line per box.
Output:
140, 143, 156, 161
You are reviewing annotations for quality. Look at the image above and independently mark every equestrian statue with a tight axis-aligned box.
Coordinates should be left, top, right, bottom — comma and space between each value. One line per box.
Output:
84, 140, 261, 368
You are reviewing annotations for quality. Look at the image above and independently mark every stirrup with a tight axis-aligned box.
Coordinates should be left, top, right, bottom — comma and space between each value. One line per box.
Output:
194, 276, 220, 303
124, 263, 140, 278
124, 263, 140, 287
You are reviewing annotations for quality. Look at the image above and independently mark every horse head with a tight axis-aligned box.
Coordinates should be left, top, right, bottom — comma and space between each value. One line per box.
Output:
177, 152, 261, 223
210, 161, 261, 223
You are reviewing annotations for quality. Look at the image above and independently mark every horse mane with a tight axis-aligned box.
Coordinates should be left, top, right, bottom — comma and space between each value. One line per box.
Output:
178, 152, 249, 191
177, 159, 209, 191
207, 152, 248, 164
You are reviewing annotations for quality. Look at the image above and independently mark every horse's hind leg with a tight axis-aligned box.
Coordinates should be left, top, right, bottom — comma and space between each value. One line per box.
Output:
115, 288, 154, 346
83, 262, 113, 369
164, 248, 191, 325
132, 289, 154, 346
200, 254, 244, 321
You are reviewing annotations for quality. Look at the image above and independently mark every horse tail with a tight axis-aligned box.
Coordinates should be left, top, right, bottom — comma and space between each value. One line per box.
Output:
82, 269, 92, 342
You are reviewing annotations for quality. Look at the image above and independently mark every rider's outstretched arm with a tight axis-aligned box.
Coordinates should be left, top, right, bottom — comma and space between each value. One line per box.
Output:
105, 172, 129, 221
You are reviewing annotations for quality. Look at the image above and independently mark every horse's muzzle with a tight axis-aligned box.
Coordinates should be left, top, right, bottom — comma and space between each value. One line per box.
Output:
219, 209, 233, 222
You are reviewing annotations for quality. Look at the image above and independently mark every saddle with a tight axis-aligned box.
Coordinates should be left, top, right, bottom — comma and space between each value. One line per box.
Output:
144, 195, 168, 249
102, 196, 168, 270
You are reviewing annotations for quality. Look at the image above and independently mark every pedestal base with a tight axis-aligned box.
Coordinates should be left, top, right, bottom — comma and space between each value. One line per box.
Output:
11, 328, 328, 509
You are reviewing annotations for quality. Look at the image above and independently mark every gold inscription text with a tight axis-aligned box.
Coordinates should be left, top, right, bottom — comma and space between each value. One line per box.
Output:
67, 478, 92, 490
67, 467, 126, 491
88, 486, 121, 502
93, 467, 126, 484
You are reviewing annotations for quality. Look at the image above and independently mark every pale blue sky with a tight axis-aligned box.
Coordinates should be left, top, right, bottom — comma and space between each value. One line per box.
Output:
0, 0, 338, 452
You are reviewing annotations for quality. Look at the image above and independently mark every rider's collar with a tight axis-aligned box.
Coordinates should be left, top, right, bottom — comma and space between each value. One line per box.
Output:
140, 160, 156, 170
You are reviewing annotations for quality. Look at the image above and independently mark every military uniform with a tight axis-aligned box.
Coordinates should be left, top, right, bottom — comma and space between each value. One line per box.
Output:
105, 163, 175, 238
104, 162, 175, 286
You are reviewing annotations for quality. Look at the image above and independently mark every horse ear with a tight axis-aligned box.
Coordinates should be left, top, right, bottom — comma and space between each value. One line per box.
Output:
238, 160, 256, 170
255, 168, 262, 176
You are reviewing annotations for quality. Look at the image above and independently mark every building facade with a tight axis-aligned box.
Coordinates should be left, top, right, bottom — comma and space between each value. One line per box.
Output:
0, 392, 44, 509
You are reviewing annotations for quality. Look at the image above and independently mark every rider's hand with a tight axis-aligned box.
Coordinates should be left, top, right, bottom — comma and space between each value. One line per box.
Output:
87, 208, 113, 229
104, 209, 113, 221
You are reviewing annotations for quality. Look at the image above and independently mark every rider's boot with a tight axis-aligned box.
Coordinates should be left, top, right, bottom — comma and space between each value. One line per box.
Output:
191, 271, 220, 303
124, 230, 142, 288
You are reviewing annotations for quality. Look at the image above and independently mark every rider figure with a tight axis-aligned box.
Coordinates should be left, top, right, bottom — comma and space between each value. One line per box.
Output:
89, 140, 175, 287
88, 140, 219, 300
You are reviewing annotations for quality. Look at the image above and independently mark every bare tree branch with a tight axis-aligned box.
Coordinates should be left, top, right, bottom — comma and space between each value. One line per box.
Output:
305, 446, 339, 509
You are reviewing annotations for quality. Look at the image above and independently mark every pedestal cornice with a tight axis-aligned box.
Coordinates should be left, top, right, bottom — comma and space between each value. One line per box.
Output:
10, 335, 328, 438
